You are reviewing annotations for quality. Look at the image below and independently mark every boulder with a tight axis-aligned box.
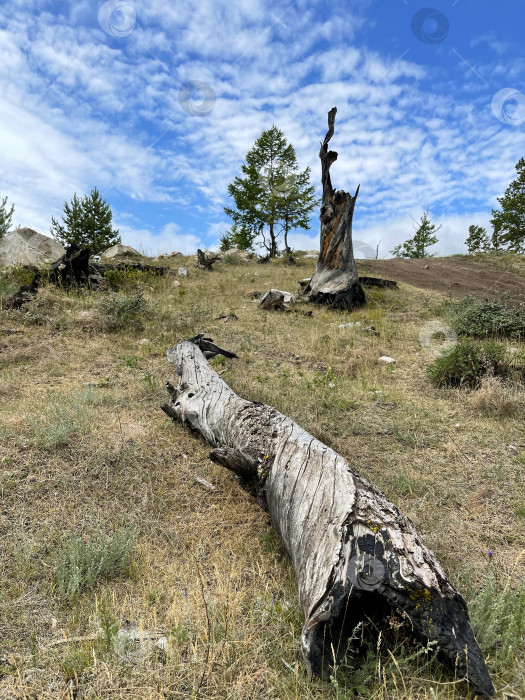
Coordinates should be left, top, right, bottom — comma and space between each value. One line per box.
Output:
101, 244, 141, 259
224, 248, 254, 261
0, 228, 65, 270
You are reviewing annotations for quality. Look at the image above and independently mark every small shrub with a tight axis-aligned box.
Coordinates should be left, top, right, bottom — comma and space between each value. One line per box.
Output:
29, 388, 101, 448
443, 295, 525, 339
98, 290, 151, 332
427, 339, 521, 388
469, 568, 525, 676
54, 525, 136, 602
469, 376, 525, 418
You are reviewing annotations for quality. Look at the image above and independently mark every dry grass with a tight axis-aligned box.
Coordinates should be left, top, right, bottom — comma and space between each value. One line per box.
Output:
0, 255, 524, 699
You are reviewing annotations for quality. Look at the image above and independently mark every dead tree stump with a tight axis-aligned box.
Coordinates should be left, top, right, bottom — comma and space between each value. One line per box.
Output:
197, 249, 220, 270
304, 108, 366, 310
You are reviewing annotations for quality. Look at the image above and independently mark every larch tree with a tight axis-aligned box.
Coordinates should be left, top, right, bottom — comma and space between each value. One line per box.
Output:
465, 224, 490, 253
490, 157, 525, 253
0, 196, 15, 238
390, 211, 440, 258
225, 126, 317, 257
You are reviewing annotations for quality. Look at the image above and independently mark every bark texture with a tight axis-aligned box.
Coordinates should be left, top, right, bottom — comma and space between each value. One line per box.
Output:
305, 108, 366, 310
162, 336, 494, 698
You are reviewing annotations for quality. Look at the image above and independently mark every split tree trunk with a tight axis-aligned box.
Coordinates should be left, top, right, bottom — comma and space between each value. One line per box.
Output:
162, 336, 494, 698
305, 108, 366, 310
197, 249, 220, 270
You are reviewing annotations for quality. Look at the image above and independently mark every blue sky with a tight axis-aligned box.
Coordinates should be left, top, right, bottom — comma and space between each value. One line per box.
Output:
1, 0, 524, 257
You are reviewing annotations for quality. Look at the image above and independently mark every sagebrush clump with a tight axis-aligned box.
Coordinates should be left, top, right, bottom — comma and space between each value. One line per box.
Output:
54, 526, 136, 602
443, 295, 525, 339
98, 290, 152, 331
427, 338, 524, 388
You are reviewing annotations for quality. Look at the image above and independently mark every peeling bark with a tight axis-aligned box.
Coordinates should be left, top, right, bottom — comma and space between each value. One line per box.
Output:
305, 108, 366, 310
162, 336, 494, 698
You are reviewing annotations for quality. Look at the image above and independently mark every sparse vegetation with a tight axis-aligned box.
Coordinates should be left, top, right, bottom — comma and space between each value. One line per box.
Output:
98, 289, 153, 332
0, 252, 523, 698
54, 526, 136, 602
443, 294, 525, 339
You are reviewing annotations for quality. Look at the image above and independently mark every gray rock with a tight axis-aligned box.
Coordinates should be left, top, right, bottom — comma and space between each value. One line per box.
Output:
0, 228, 65, 270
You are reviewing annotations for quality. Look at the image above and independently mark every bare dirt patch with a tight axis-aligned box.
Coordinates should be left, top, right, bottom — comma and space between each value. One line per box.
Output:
357, 257, 525, 302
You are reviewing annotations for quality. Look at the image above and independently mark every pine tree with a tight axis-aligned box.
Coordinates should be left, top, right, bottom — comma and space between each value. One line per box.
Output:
390, 211, 440, 258
219, 222, 257, 251
465, 225, 490, 253
51, 187, 120, 255
490, 157, 525, 252
0, 196, 15, 238
225, 126, 318, 257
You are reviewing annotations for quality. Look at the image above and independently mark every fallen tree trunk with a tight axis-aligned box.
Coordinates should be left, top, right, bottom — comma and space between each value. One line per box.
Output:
161, 336, 494, 698
304, 108, 366, 310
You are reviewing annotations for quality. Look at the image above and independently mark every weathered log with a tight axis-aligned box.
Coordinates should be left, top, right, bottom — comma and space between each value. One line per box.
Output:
197, 249, 220, 270
162, 336, 494, 697
359, 276, 398, 289
305, 108, 366, 310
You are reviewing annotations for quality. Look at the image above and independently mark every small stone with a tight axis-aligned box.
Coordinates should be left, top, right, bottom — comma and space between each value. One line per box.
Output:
454, 423, 461, 428
178, 267, 188, 277
424, 264, 429, 269
507, 445, 518, 454
338, 322, 361, 328
378, 356, 396, 364
83, 382, 98, 388
172, 279, 181, 287
139, 338, 150, 345
156, 636, 169, 652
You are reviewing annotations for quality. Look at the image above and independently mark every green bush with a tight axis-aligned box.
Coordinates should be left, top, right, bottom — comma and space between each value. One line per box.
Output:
443, 295, 525, 339
98, 290, 151, 332
427, 339, 522, 388
104, 267, 160, 292
54, 525, 136, 602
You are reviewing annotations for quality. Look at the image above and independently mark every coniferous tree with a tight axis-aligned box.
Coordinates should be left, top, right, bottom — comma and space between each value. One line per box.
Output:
51, 187, 120, 255
465, 225, 490, 253
390, 211, 440, 258
219, 222, 257, 251
225, 126, 318, 257
0, 196, 15, 238
490, 157, 525, 252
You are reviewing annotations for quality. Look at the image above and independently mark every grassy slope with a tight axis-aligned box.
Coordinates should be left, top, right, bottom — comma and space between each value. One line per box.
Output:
0, 255, 523, 699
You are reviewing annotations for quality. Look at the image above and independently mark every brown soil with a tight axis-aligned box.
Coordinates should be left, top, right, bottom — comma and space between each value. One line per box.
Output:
357, 257, 525, 302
